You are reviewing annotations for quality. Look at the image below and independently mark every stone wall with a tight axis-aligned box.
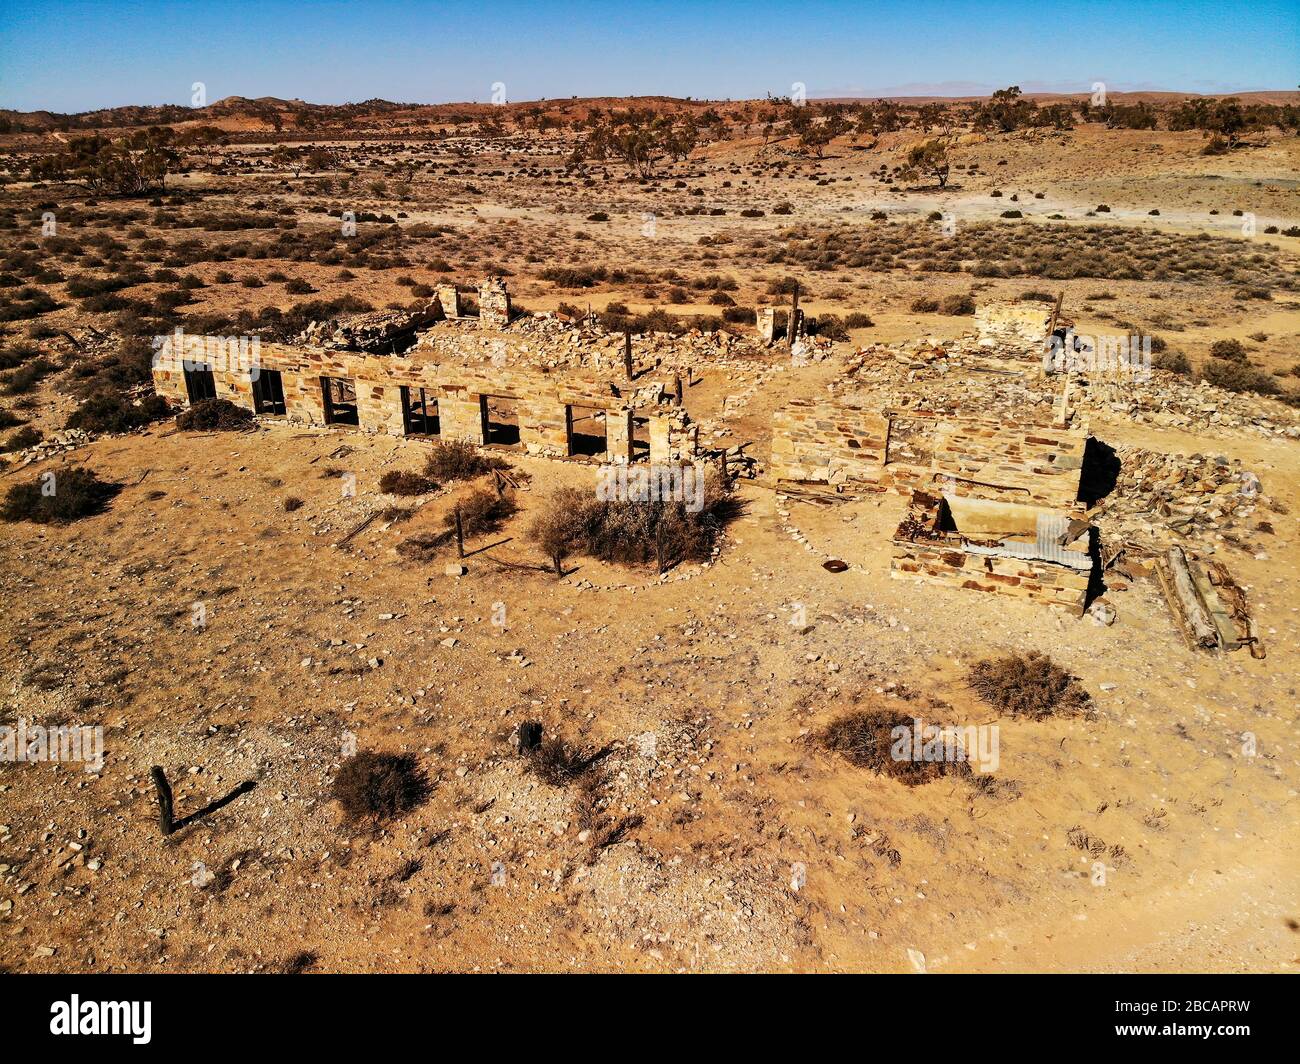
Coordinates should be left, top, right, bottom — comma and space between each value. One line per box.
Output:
478, 278, 511, 328
889, 492, 1092, 612
916, 415, 1086, 508
770, 399, 889, 487
436, 284, 462, 318
975, 300, 1052, 350
153, 341, 690, 464
771, 400, 1086, 507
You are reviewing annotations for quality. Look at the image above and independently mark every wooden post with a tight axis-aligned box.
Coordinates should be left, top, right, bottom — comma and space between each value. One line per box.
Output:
1043, 290, 1064, 379
720, 449, 729, 486
673, 375, 683, 405
788, 283, 800, 351
454, 505, 465, 558
623, 331, 633, 381
150, 766, 175, 837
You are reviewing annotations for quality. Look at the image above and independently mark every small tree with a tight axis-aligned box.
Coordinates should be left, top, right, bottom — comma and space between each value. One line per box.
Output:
976, 86, 1038, 133
905, 140, 951, 187
32, 127, 178, 195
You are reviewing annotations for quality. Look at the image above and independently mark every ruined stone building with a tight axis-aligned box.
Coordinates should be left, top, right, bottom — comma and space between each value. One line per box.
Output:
152, 279, 697, 464
771, 398, 1097, 611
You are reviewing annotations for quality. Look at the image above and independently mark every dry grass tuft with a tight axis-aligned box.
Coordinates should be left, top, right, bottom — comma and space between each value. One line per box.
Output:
968, 651, 1091, 720
332, 751, 430, 824
817, 709, 965, 785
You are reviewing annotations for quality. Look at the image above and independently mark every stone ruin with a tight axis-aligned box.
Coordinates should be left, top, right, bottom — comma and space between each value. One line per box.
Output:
478, 277, 512, 328
154, 277, 706, 465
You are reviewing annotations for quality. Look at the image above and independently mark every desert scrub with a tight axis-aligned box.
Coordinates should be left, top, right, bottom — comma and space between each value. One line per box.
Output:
422, 439, 508, 482
332, 751, 429, 824
2, 466, 121, 524
528, 469, 737, 571
968, 652, 1091, 720
379, 469, 438, 496
176, 398, 255, 430
446, 486, 517, 537
817, 709, 969, 785
66, 392, 171, 433
1200, 359, 1279, 396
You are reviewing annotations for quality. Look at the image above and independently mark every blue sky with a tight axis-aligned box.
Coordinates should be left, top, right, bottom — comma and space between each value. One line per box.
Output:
1, 0, 1296, 112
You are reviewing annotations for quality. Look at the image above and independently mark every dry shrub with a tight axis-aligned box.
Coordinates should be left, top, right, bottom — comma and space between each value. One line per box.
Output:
817, 709, 964, 786
379, 469, 438, 496
446, 486, 517, 537
1153, 350, 1191, 375
968, 651, 1091, 720
332, 751, 429, 824
1, 425, 41, 453
176, 398, 255, 431
66, 392, 171, 434
378, 504, 414, 524
526, 736, 602, 786
395, 531, 451, 560
1200, 359, 1279, 395
283, 496, 304, 512
1209, 338, 1247, 363
2, 466, 121, 524
274, 951, 318, 975
528, 471, 737, 571
423, 440, 508, 482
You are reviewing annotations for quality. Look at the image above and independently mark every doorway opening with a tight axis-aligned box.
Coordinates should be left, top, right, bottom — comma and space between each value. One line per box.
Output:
321, 376, 359, 426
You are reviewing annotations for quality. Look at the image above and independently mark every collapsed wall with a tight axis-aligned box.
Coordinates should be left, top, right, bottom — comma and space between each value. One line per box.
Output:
974, 300, 1055, 349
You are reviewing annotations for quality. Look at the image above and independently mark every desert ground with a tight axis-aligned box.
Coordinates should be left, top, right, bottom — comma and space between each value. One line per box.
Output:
0, 94, 1298, 972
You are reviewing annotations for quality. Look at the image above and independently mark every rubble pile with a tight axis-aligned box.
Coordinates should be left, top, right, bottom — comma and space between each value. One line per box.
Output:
841, 339, 1300, 441
2, 428, 92, 468
1092, 447, 1273, 553
415, 314, 786, 377
1071, 377, 1300, 438
299, 301, 443, 352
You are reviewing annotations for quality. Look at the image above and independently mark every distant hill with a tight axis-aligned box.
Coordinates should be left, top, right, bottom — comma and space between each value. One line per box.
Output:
2, 89, 1296, 136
